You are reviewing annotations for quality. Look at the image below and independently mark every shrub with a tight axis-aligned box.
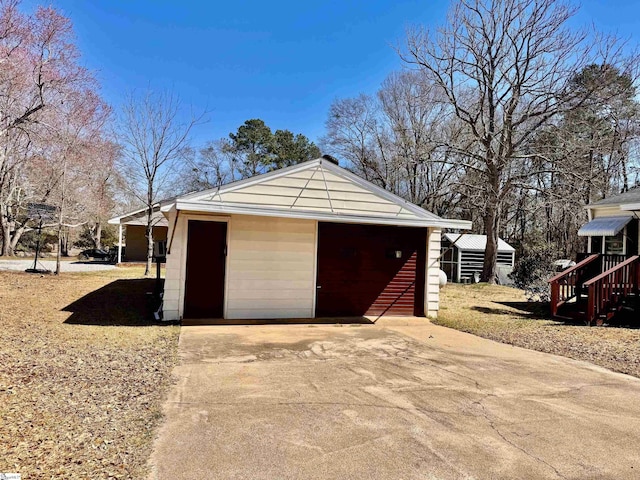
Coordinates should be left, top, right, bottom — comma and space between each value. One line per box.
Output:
509, 244, 557, 302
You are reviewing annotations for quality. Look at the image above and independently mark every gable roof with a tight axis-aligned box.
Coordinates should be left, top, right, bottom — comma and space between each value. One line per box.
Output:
444, 233, 515, 253
587, 186, 640, 208
107, 204, 168, 227
165, 158, 471, 229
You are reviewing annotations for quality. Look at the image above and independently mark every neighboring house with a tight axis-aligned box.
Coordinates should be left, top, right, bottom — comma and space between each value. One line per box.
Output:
108, 207, 168, 262
550, 187, 640, 325
578, 187, 640, 256
440, 234, 515, 283
128, 157, 470, 321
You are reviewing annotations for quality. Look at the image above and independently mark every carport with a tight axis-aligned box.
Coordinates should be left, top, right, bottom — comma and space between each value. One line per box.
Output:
156, 157, 470, 321
108, 206, 168, 263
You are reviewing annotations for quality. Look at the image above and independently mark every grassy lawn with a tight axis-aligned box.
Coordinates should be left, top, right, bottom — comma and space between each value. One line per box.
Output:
0, 267, 180, 479
436, 283, 640, 379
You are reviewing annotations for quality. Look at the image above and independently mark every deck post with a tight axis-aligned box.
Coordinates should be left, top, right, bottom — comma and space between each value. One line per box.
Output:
117, 224, 123, 264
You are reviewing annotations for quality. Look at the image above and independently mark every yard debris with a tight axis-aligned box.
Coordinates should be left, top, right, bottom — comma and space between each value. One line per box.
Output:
437, 284, 640, 378
0, 268, 179, 479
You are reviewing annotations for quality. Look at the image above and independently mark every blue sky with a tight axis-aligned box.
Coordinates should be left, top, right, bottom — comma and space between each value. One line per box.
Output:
21, 0, 640, 148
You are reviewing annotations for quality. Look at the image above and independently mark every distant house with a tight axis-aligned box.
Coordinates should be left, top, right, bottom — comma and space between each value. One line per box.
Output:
549, 187, 640, 325
110, 157, 471, 321
578, 187, 640, 256
440, 233, 515, 283
108, 207, 168, 263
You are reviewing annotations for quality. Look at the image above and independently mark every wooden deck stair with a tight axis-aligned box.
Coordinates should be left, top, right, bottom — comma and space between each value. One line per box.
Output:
549, 254, 640, 326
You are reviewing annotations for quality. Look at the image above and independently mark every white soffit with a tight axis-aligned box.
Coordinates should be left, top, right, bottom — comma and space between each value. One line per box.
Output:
174, 159, 471, 229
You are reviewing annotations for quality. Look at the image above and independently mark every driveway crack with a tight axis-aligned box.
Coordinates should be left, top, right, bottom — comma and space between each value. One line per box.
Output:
473, 399, 568, 479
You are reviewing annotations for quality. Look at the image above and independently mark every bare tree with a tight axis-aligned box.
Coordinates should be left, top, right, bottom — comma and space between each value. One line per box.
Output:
403, 0, 634, 282
322, 72, 463, 217
117, 89, 201, 275
0, 0, 97, 256
179, 139, 235, 192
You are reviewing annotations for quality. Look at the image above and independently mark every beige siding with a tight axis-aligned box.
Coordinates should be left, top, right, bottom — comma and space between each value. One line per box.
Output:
225, 215, 316, 319
163, 211, 444, 321
124, 225, 167, 262
162, 210, 181, 321
425, 228, 441, 318
591, 206, 632, 218
589, 206, 639, 255
199, 164, 423, 221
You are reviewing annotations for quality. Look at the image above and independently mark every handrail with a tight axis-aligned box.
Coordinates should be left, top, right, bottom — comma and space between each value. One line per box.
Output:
584, 255, 640, 326
549, 254, 600, 317
583, 255, 640, 287
548, 254, 599, 283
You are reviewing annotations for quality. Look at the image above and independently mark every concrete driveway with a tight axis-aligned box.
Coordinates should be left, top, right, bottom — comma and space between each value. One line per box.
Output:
150, 320, 640, 480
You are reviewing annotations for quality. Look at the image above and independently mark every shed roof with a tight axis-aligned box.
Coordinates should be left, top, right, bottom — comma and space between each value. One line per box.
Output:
107, 205, 169, 227
165, 158, 471, 229
443, 233, 515, 253
577, 215, 633, 237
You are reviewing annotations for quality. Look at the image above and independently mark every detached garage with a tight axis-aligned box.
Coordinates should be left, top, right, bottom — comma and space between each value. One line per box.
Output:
159, 157, 471, 321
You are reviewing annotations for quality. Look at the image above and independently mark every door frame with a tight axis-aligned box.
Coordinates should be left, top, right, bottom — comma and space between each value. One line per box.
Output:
179, 214, 231, 319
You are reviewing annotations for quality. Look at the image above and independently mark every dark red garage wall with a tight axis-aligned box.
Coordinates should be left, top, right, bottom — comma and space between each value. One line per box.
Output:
315, 223, 426, 317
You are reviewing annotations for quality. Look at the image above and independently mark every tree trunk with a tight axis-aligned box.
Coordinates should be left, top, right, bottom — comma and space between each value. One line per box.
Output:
0, 207, 29, 257
55, 214, 63, 275
0, 208, 11, 256
56, 161, 66, 275
95, 222, 102, 250
9, 223, 28, 255
482, 201, 500, 284
61, 226, 69, 256
1, 223, 11, 256
145, 208, 153, 276
91, 221, 102, 250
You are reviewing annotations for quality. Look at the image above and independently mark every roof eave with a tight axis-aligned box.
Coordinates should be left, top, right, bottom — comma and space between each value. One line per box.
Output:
178, 159, 323, 202
620, 203, 640, 211
107, 206, 148, 225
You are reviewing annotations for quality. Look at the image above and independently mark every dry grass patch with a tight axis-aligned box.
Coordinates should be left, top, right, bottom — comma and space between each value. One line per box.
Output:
0, 268, 180, 479
436, 283, 640, 378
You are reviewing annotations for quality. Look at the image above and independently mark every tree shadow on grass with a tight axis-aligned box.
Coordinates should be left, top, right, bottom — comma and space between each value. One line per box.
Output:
474, 301, 640, 328
63, 278, 170, 326
471, 301, 554, 321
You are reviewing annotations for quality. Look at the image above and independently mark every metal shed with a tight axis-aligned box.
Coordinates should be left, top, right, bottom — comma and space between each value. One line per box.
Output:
440, 234, 515, 283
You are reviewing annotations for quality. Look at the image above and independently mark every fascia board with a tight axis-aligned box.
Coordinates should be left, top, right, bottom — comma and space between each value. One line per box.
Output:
178, 159, 322, 202
620, 203, 640, 211
108, 203, 169, 225
107, 206, 147, 225
175, 200, 471, 229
